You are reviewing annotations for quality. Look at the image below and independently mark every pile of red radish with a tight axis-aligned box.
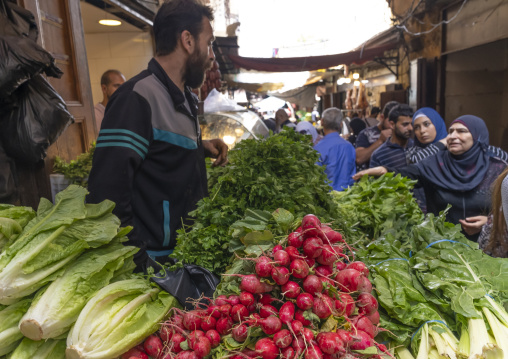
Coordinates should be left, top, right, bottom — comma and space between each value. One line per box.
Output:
122, 214, 387, 359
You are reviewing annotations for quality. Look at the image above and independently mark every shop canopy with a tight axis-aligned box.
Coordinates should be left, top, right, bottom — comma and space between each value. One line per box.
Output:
228, 42, 397, 72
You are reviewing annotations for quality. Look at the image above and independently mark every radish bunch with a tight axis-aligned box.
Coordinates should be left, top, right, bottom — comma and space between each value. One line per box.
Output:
123, 214, 386, 359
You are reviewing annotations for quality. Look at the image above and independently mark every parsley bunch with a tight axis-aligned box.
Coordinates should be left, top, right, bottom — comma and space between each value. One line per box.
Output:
171, 130, 340, 274
53, 143, 95, 187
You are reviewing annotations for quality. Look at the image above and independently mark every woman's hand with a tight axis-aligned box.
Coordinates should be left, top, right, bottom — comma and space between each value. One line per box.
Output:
352, 166, 388, 181
459, 216, 488, 236
203, 139, 229, 167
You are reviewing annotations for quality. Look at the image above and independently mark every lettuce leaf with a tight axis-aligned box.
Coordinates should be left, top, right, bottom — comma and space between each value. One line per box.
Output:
10, 337, 66, 359
0, 299, 31, 356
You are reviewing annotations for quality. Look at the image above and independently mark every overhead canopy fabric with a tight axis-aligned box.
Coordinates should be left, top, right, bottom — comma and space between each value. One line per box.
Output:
228, 42, 397, 72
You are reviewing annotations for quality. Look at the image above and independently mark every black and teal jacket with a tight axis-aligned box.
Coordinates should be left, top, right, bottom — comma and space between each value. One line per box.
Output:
87, 58, 208, 265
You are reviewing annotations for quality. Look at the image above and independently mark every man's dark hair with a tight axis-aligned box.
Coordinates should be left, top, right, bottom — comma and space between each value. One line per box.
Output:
153, 0, 214, 56
382, 101, 399, 119
370, 106, 381, 117
388, 104, 414, 123
100, 69, 123, 86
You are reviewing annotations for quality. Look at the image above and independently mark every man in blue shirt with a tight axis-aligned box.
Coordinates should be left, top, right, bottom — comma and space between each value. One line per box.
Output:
314, 107, 356, 191
370, 104, 414, 169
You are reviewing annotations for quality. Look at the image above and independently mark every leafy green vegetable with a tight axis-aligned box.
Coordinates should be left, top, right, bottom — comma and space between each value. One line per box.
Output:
172, 130, 340, 274
0, 205, 35, 251
9, 337, 66, 359
53, 143, 95, 187
0, 299, 31, 356
66, 278, 179, 359
19, 241, 138, 340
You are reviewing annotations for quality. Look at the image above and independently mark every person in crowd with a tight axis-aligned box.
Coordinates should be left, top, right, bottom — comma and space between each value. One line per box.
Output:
348, 117, 366, 147
314, 107, 356, 191
478, 168, 508, 257
355, 101, 398, 170
407, 107, 508, 163
274, 108, 296, 133
87, 0, 228, 269
364, 106, 380, 127
94, 69, 126, 130
263, 117, 276, 132
296, 121, 321, 145
370, 104, 414, 169
353, 115, 508, 242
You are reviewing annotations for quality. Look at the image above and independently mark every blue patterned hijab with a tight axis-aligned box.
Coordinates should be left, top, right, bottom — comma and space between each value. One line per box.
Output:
412, 107, 448, 147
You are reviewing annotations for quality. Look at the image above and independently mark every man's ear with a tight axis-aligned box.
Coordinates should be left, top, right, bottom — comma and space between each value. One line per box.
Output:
181, 30, 195, 54
101, 84, 107, 94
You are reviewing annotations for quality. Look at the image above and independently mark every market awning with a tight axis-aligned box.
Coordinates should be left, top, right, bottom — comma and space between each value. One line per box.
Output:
228, 42, 398, 73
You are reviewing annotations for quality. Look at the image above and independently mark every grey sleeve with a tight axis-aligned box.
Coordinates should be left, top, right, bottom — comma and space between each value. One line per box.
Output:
488, 145, 508, 162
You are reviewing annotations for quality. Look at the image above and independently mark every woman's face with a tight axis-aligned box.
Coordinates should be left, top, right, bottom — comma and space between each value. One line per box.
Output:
413, 116, 437, 145
447, 123, 474, 155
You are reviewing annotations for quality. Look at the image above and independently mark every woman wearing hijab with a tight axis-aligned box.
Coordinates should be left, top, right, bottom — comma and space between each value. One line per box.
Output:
296, 121, 321, 145
407, 107, 508, 164
353, 115, 508, 241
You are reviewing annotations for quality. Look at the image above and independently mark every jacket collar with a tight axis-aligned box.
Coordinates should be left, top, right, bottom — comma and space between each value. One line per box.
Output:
147, 58, 198, 119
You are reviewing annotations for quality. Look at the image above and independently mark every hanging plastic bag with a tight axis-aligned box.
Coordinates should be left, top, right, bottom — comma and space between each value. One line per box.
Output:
204, 88, 244, 113
148, 258, 221, 310
0, 140, 17, 202
0, 74, 74, 163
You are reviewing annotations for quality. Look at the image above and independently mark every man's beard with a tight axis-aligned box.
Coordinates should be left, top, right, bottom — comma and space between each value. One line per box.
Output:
184, 49, 210, 89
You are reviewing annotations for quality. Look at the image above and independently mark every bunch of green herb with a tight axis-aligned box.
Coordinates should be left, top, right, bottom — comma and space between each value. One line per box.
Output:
171, 130, 341, 274
53, 143, 95, 186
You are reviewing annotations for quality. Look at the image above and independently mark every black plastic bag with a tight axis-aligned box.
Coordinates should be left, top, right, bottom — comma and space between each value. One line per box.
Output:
150, 259, 221, 310
0, 0, 62, 97
0, 140, 17, 202
0, 74, 74, 163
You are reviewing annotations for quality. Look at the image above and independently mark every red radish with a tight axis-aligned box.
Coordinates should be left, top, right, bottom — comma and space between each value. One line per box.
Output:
271, 266, 290, 285
305, 344, 323, 359
247, 303, 256, 313
205, 329, 220, 348
336, 329, 353, 347
304, 257, 316, 267
279, 301, 295, 323
366, 310, 380, 325
302, 327, 314, 341
215, 295, 228, 306
239, 292, 255, 307
303, 275, 323, 295
296, 226, 303, 233
290, 259, 310, 279
172, 314, 184, 327
315, 265, 333, 277
347, 261, 369, 276
216, 316, 233, 335
207, 305, 221, 319
231, 304, 249, 322
303, 237, 324, 259
255, 338, 279, 359
272, 244, 283, 254
190, 335, 211, 357
285, 246, 303, 260
200, 316, 216, 331
274, 329, 292, 348
335, 261, 347, 271
174, 351, 198, 359
281, 281, 301, 298
357, 293, 378, 316
227, 295, 241, 306
218, 304, 232, 317
320, 276, 334, 288
312, 294, 334, 319
317, 245, 343, 266
259, 294, 275, 305
320, 226, 343, 244
288, 232, 304, 248
121, 348, 148, 359
301, 214, 322, 238
291, 320, 303, 335
169, 332, 186, 353
260, 304, 278, 318
296, 293, 314, 310
358, 276, 373, 293
251, 313, 262, 325
334, 293, 356, 317
241, 349, 260, 357
281, 346, 296, 358
295, 309, 312, 326
255, 256, 275, 277
261, 315, 282, 335
334, 269, 364, 292
143, 335, 162, 358
159, 326, 173, 342
316, 332, 344, 355
274, 250, 290, 266
226, 274, 273, 294
232, 323, 249, 342
352, 315, 376, 338
350, 330, 374, 350
292, 335, 306, 351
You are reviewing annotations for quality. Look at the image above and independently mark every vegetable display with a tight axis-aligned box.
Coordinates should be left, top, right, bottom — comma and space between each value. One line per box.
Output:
0, 204, 35, 252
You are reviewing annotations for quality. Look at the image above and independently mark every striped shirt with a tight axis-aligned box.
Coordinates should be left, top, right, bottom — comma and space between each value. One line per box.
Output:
406, 142, 508, 164
370, 138, 413, 169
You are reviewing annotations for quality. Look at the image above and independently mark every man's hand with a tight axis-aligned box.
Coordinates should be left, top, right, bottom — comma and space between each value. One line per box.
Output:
459, 216, 488, 236
203, 139, 228, 167
352, 166, 387, 181
379, 129, 392, 142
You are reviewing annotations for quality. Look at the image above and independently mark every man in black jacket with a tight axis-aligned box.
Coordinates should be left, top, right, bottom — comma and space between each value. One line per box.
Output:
87, 0, 228, 269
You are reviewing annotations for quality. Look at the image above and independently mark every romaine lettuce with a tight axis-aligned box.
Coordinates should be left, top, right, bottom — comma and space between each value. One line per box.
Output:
0, 298, 31, 356
9, 337, 66, 359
